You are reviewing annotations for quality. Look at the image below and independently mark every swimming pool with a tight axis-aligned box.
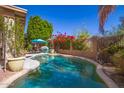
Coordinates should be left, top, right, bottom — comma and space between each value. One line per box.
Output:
9, 54, 107, 88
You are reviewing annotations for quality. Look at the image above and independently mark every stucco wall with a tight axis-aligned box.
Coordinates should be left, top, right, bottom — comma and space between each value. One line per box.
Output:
0, 6, 27, 69
0, 6, 26, 58
58, 49, 96, 60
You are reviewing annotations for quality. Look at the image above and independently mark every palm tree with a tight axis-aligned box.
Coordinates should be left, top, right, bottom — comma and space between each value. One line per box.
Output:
99, 5, 116, 35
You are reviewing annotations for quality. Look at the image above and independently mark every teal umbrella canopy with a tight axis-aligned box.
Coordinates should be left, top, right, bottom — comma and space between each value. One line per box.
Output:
32, 39, 47, 44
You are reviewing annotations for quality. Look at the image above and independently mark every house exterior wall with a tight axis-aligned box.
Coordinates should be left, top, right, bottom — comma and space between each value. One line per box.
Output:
0, 5, 27, 69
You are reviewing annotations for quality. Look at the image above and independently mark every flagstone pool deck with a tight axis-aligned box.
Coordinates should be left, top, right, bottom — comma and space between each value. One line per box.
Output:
0, 69, 29, 88
0, 53, 119, 88
0, 56, 40, 88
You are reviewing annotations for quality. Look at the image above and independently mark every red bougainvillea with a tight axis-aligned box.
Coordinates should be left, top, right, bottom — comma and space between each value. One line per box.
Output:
49, 32, 75, 49
48, 31, 89, 50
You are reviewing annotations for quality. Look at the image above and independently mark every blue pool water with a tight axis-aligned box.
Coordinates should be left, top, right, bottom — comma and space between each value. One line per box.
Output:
9, 55, 107, 88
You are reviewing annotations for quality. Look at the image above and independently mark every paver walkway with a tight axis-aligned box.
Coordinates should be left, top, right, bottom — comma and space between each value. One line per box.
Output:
0, 69, 16, 82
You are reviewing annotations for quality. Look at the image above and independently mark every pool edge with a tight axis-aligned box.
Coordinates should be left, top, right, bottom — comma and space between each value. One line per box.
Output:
58, 53, 119, 88
0, 53, 118, 88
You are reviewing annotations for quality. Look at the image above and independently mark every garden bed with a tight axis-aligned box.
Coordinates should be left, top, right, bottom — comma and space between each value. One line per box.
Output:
103, 66, 124, 88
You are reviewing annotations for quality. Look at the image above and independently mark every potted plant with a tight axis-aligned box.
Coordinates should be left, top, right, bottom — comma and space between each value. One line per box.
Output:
7, 57, 25, 72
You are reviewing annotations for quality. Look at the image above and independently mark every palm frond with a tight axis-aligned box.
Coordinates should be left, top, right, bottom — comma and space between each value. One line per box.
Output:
99, 5, 116, 35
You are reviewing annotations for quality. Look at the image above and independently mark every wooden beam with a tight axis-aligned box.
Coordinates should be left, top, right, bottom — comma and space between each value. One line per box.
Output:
0, 5, 27, 14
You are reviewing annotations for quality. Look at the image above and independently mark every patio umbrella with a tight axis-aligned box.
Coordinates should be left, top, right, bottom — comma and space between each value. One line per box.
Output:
32, 39, 47, 44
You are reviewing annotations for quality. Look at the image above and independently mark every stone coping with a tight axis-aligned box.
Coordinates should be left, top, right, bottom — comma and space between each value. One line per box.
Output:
25, 53, 48, 58
27, 53, 119, 88
0, 53, 118, 88
58, 53, 118, 88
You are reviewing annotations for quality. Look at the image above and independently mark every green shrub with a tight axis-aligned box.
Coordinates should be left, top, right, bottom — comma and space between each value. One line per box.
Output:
27, 44, 33, 51
112, 49, 124, 73
72, 39, 88, 50
107, 45, 120, 55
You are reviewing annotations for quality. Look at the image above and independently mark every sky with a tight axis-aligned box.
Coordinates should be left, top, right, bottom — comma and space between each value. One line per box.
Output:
18, 5, 124, 35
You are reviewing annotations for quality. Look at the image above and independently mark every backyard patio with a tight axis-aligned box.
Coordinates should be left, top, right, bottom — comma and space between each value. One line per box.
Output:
0, 5, 124, 88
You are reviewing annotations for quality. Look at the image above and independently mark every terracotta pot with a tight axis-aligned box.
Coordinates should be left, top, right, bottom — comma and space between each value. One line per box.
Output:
7, 57, 25, 72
